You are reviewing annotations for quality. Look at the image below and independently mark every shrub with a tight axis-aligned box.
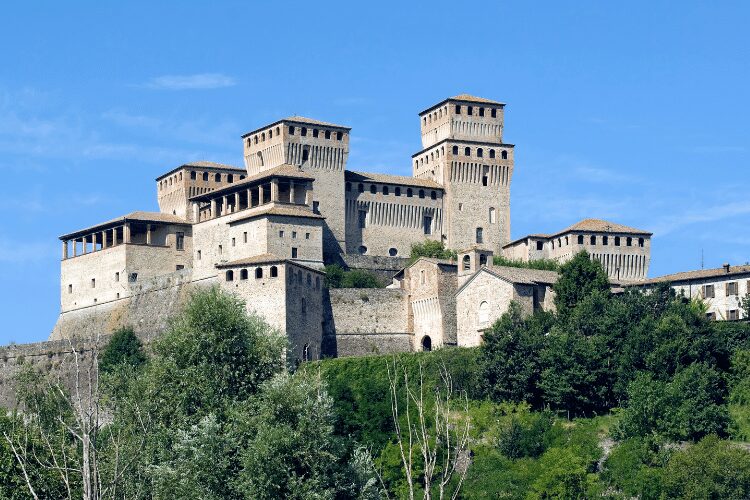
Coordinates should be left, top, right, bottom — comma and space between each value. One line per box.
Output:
324, 265, 383, 288
408, 240, 456, 264
99, 327, 146, 373
493, 255, 559, 271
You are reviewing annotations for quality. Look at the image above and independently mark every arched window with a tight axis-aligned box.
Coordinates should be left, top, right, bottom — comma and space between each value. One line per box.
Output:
430, 190, 437, 200
358, 183, 364, 193
478, 301, 489, 325
590, 235, 597, 245
603, 236, 609, 245
302, 147, 310, 161
489, 149, 495, 158
577, 235, 584, 244
463, 255, 471, 270
389, 248, 398, 256
421, 336, 432, 352
190, 170, 196, 180
202, 172, 208, 181
638, 237, 645, 247
215, 173, 221, 182
307, 274, 312, 287
477, 148, 484, 158
479, 254, 487, 266
261, 132, 265, 141
418, 189, 425, 199
312, 128, 319, 138
407, 188, 413, 197
476, 227, 484, 244
464, 147, 471, 156
227, 174, 233, 183
276, 127, 280, 135
452, 146, 459, 155
336, 131, 343, 140
169, 177, 172, 186
255, 267, 263, 279
627, 237, 633, 246
270, 266, 278, 277
179, 172, 183, 180
370, 184, 376, 194
254, 136, 258, 144
395, 187, 401, 196
615, 236, 621, 246
501, 150, 508, 160
240, 269, 248, 280
467, 106, 473, 115
268, 129, 273, 138
383, 186, 389, 195
225, 270, 234, 281
489, 207, 496, 223
325, 130, 331, 139
289, 126, 295, 134
315, 276, 320, 289
455, 104, 461, 113
301, 127, 307, 136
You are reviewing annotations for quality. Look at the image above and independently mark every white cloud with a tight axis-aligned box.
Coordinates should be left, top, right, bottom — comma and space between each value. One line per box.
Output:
140, 73, 237, 90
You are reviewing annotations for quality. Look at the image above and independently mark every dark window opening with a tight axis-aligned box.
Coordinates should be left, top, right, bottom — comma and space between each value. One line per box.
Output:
190, 171, 196, 180
389, 248, 398, 256
452, 146, 459, 154
302, 147, 310, 161
455, 105, 461, 114
464, 147, 471, 156
422, 336, 432, 352
395, 187, 401, 196
301, 127, 307, 136
423, 216, 432, 235
358, 210, 367, 228
501, 150, 508, 160
430, 190, 437, 200
577, 235, 584, 244
176, 232, 185, 250
336, 131, 343, 140
491, 108, 497, 118
289, 126, 295, 134
291, 247, 298, 258
370, 184, 376, 194
358, 183, 364, 193
225, 270, 234, 282
240, 269, 248, 280
536, 241, 544, 251
270, 266, 278, 277
255, 267, 263, 279
476, 227, 484, 244
419, 189, 425, 199
407, 188, 413, 197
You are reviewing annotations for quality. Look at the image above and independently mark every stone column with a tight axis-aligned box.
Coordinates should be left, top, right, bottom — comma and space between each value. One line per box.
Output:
124, 223, 131, 244
290, 181, 296, 204
62, 240, 68, 259
304, 182, 313, 206
73, 239, 78, 257
223, 195, 229, 214
247, 188, 253, 207
101, 231, 107, 249
192, 202, 199, 221
146, 224, 152, 245
258, 185, 264, 205
235, 191, 241, 211
210, 199, 217, 218
271, 179, 279, 202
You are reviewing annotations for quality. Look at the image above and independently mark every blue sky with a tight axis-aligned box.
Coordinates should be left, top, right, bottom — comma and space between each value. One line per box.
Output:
1, 1, 748, 343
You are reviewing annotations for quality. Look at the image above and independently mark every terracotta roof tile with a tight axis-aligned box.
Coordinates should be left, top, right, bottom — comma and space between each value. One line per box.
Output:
450, 94, 504, 105
637, 264, 750, 285
555, 218, 651, 236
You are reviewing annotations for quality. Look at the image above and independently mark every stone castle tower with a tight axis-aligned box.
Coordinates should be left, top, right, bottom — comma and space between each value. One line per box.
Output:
412, 95, 513, 252
242, 118, 350, 259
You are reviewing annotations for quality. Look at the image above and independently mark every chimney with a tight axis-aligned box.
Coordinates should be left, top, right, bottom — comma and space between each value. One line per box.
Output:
723, 263, 730, 274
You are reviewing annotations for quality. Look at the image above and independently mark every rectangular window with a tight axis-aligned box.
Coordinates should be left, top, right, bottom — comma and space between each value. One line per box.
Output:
703, 284, 715, 299
423, 216, 433, 235
176, 264, 184, 271
536, 241, 544, 251
91, 278, 96, 289
726, 281, 739, 296
358, 210, 367, 229
577, 235, 584, 244
231, 237, 236, 247
279, 230, 284, 237
68, 284, 72, 294
176, 232, 185, 250
292, 231, 297, 239
292, 247, 298, 258
218, 245, 223, 255
243, 232, 248, 243
706, 312, 716, 320
728, 309, 739, 320
305, 233, 310, 240
197, 250, 201, 260
115, 272, 120, 282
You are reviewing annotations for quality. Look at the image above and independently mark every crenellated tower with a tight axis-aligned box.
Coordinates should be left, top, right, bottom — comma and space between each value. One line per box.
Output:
242, 117, 350, 259
411, 95, 513, 254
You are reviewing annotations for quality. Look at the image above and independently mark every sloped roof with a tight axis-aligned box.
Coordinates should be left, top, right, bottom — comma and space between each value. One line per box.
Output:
60, 211, 189, 240
216, 253, 324, 274
242, 116, 350, 137
345, 170, 443, 189
554, 219, 651, 236
450, 94, 504, 105
155, 161, 244, 181
227, 205, 325, 225
636, 264, 750, 285
456, 265, 559, 296
190, 164, 314, 201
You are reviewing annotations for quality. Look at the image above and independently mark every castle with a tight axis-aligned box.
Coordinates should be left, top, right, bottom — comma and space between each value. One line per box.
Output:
52, 95, 658, 362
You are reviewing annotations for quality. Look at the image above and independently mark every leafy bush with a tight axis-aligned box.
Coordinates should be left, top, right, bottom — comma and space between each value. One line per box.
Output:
602, 437, 666, 500
324, 264, 383, 288
408, 240, 456, 264
497, 410, 554, 459
99, 327, 146, 373
493, 255, 559, 271
729, 349, 750, 440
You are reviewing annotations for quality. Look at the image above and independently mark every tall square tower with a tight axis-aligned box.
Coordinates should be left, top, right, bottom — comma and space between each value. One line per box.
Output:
412, 95, 514, 254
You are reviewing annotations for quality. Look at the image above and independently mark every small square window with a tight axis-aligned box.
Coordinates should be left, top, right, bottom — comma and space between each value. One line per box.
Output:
305, 233, 310, 240
292, 231, 297, 239
231, 238, 236, 247
176, 264, 184, 271
279, 230, 284, 238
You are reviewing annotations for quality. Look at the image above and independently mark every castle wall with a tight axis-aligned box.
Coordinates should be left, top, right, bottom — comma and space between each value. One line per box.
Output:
403, 260, 458, 349
338, 253, 409, 283
265, 216, 324, 266
344, 183, 444, 258
420, 101, 505, 148
158, 166, 245, 221
325, 288, 411, 357
456, 272, 517, 347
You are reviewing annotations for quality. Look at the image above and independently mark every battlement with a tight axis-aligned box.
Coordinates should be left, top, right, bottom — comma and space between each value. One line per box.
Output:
419, 94, 505, 149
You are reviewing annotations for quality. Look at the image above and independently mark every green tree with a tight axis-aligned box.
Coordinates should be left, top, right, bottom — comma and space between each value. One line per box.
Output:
324, 264, 382, 288
234, 372, 380, 499
527, 447, 588, 499
662, 435, 750, 499
552, 251, 610, 319
601, 437, 665, 500
99, 327, 146, 374
728, 349, 750, 440
480, 302, 552, 407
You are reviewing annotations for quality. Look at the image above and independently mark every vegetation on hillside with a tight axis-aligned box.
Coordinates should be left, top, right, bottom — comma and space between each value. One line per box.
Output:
2, 251, 750, 498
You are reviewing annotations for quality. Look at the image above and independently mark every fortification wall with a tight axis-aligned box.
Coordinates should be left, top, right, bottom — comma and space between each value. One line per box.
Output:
323, 288, 412, 357
339, 253, 409, 283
